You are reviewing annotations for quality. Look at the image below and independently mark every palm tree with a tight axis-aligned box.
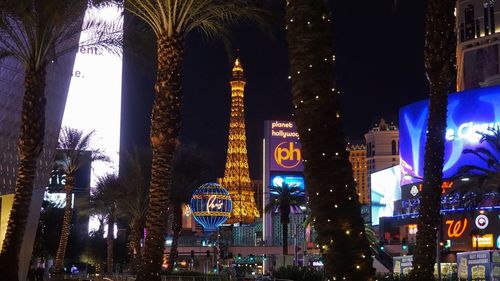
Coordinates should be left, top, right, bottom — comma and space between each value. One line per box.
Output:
0, 1, 121, 279
265, 184, 305, 256
284, 1, 374, 279
409, 0, 456, 279
53, 127, 109, 273
118, 146, 151, 273
122, 2, 266, 280
90, 174, 123, 274
169, 144, 212, 269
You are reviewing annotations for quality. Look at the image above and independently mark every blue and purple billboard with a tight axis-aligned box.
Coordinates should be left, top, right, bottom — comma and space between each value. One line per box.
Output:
399, 86, 500, 185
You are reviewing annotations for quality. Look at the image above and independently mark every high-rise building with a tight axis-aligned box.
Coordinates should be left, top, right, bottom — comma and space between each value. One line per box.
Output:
347, 143, 369, 204
221, 58, 260, 224
364, 118, 399, 189
457, 0, 500, 90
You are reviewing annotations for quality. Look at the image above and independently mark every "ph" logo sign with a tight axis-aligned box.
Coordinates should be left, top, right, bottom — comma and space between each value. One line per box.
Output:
274, 142, 302, 169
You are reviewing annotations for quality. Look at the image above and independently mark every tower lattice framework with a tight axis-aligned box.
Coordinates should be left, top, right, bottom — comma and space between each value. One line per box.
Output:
221, 58, 260, 224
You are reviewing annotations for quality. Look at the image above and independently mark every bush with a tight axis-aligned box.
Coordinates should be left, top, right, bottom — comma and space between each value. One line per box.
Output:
273, 266, 323, 281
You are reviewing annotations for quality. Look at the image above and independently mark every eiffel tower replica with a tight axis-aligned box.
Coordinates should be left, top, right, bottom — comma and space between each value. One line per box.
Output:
221, 57, 260, 224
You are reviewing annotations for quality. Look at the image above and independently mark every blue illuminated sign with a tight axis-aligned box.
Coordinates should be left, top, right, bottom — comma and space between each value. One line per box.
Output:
270, 174, 305, 192
399, 86, 500, 185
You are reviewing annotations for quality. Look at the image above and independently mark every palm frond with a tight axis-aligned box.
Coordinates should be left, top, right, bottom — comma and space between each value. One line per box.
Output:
56, 126, 110, 174
0, 0, 122, 69
125, 0, 270, 43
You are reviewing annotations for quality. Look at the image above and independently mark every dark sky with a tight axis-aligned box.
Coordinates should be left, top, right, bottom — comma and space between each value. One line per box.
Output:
121, 1, 428, 181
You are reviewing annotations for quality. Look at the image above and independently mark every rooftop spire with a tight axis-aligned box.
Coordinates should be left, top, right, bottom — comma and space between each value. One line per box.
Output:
232, 50, 244, 80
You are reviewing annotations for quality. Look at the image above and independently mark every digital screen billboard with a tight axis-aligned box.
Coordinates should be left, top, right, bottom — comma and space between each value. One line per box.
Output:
371, 165, 401, 225
265, 121, 303, 172
270, 174, 305, 192
61, 4, 122, 233
399, 86, 500, 185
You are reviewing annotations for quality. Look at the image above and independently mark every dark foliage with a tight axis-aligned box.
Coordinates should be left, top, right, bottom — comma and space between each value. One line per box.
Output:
273, 266, 323, 281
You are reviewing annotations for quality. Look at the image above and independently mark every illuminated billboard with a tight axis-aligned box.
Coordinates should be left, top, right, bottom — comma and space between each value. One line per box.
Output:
399, 86, 500, 185
61, 4, 122, 233
266, 121, 303, 172
371, 165, 401, 225
61, 4, 122, 186
263, 120, 305, 256
270, 174, 305, 192
442, 210, 500, 252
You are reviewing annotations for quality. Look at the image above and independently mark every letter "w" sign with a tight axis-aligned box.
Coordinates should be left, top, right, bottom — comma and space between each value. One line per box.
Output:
446, 218, 468, 238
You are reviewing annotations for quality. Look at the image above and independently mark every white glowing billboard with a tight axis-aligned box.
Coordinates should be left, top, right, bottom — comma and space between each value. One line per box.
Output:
371, 165, 401, 225
61, 4, 123, 234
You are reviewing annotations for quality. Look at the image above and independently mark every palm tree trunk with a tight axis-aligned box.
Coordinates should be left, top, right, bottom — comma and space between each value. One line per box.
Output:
107, 212, 115, 274
282, 223, 288, 256
54, 176, 75, 273
285, 1, 374, 279
168, 202, 183, 270
409, 0, 456, 280
0, 65, 46, 281
128, 217, 143, 273
280, 203, 290, 256
137, 35, 183, 281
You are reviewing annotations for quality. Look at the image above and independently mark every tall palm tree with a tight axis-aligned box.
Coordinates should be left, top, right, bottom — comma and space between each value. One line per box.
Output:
123, 2, 266, 280
168, 144, 212, 269
409, 0, 456, 279
0, 1, 121, 279
53, 127, 109, 273
284, 1, 374, 279
118, 146, 151, 273
90, 174, 123, 274
265, 184, 305, 256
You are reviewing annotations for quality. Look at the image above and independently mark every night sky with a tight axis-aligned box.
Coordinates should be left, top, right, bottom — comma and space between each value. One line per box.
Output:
121, 1, 429, 181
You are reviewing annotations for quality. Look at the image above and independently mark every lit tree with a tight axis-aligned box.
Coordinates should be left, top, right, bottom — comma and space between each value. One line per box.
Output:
54, 127, 109, 273
0, 1, 120, 279
409, 0, 456, 279
284, 0, 374, 279
265, 184, 305, 255
122, 1, 266, 279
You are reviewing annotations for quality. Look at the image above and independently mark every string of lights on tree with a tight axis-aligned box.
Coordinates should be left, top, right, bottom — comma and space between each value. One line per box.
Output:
284, 0, 374, 279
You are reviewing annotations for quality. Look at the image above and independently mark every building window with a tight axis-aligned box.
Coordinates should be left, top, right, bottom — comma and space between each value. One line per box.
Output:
392, 140, 397, 155
465, 4, 475, 40
484, 5, 490, 35
490, 4, 495, 34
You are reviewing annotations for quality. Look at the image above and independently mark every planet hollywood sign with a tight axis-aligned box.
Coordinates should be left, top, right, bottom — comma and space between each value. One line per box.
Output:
268, 121, 303, 172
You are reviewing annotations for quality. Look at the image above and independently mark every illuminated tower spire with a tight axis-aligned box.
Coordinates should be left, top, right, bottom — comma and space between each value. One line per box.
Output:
222, 57, 260, 224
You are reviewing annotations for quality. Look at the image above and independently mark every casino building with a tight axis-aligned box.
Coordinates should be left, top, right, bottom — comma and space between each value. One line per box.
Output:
368, 2, 500, 271
372, 87, 500, 266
